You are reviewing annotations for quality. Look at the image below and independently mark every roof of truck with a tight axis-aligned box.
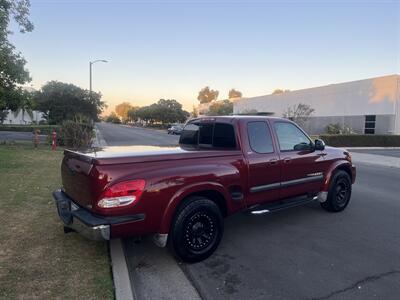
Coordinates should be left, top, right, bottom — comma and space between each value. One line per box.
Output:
190, 115, 287, 123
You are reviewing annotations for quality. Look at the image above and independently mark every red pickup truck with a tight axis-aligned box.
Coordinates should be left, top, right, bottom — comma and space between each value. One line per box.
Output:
53, 116, 356, 262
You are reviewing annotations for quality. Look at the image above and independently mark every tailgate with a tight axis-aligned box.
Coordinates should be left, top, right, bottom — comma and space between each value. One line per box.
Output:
61, 150, 96, 209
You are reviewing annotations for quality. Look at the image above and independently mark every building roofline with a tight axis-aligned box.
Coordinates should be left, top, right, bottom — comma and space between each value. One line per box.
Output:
238, 74, 400, 101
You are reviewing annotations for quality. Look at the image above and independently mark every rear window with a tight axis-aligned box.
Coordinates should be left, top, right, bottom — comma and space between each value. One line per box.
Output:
213, 123, 236, 148
179, 122, 236, 149
199, 123, 213, 145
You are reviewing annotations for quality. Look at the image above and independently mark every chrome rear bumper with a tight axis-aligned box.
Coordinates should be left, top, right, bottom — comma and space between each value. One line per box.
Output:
53, 189, 145, 241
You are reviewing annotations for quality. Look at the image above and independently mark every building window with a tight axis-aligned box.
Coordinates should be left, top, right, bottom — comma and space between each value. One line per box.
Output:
364, 115, 376, 134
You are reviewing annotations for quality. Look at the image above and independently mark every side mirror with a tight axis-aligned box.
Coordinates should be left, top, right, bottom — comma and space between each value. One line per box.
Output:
314, 139, 325, 151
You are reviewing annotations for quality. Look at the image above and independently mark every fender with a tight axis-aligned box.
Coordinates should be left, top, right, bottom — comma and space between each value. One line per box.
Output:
158, 181, 231, 235
321, 160, 354, 192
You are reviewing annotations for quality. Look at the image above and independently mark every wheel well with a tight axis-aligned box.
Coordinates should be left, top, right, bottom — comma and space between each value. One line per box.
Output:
182, 190, 228, 217
336, 165, 352, 181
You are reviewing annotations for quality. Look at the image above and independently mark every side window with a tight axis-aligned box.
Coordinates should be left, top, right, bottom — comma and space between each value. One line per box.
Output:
247, 121, 274, 153
179, 123, 199, 145
213, 123, 236, 148
274, 122, 311, 151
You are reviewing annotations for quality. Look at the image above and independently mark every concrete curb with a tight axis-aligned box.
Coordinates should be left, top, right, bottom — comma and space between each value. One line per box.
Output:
94, 125, 134, 300
346, 147, 400, 150
110, 239, 135, 300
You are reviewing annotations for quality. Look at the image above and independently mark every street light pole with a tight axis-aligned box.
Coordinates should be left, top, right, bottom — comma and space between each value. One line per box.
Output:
89, 59, 108, 101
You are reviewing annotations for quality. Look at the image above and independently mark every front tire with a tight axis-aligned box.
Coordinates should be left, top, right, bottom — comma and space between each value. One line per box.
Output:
169, 196, 223, 263
321, 170, 352, 212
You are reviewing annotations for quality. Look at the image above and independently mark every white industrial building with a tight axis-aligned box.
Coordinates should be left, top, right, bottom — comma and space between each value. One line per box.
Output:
234, 74, 400, 135
3, 110, 45, 125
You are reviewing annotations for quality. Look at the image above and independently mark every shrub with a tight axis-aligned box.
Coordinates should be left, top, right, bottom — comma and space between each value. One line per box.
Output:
325, 123, 341, 134
319, 134, 400, 147
0, 124, 60, 135
59, 116, 94, 149
325, 123, 356, 134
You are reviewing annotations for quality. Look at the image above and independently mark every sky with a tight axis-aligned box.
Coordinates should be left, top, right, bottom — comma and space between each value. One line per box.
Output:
9, 0, 400, 113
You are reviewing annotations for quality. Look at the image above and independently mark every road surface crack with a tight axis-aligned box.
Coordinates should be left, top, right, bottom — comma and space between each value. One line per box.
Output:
309, 270, 400, 300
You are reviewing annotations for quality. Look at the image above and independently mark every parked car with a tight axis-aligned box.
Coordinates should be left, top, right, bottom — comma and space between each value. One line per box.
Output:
167, 124, 183, 135
53, 116, 356, 262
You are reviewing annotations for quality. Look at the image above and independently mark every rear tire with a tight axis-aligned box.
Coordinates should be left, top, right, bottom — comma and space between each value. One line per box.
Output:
169, 196, 223, 263
321, 170, 352, 212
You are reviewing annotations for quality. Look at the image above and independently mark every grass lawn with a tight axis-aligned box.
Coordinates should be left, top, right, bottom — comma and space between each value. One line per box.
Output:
0, 142, 114, 299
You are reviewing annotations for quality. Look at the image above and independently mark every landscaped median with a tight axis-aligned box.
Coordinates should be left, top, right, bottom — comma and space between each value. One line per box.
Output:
0, 142, 114, 299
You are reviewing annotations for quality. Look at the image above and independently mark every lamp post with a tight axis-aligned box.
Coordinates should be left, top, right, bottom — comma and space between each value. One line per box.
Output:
89, 59, 108, 100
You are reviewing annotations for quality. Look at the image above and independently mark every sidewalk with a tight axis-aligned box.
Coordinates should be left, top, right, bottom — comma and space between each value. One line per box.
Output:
349, 151, 400, 168
92, 124, 107, 147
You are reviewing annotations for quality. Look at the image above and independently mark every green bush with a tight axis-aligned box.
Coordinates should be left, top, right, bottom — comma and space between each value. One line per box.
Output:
319, 134, 400, 147
0, 125, 60, 135
59, 116, 94, 149
325, 123, 357, 134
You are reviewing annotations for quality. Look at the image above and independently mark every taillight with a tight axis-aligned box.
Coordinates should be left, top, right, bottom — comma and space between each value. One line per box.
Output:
97, 179, 145, 209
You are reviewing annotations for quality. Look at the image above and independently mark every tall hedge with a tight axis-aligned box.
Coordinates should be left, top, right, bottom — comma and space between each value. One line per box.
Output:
0, 125, 60, 135
319, 135, 400, 147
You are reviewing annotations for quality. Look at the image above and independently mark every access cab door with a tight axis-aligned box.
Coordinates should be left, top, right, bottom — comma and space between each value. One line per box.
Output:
270, 120, 328, 199
243, 120, 281, 207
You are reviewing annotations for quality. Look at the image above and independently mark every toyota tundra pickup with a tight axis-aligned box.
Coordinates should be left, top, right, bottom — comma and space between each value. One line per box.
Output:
53, 116, 356, 262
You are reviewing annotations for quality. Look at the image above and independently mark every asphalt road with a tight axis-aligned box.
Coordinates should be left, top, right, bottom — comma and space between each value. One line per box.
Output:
182, 163, 400, 300
96, 122, 179, 146
96, 124, 400, 300
0, 130, 46, 142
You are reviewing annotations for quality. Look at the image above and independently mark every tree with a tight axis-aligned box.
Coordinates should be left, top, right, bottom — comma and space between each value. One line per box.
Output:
228, 89, 242, 99
12, 89, 35, 124
0, 1, 34, 115
272, 89, 290, 95
35, 81, 105, 124
115, 102, 133, 123
0, 110, 7, 124
105, 112, 121, 123
191, 105, 198, 118
282, 103, 314, 126
132, 99, 189, 125
197, 86, 219, 104
206, 99, 233, 116
127, 106, 140, 122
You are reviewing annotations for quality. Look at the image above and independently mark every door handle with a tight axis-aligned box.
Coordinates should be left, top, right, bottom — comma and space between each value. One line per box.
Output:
268, 158, 278, 165
283, 157, 291, 164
